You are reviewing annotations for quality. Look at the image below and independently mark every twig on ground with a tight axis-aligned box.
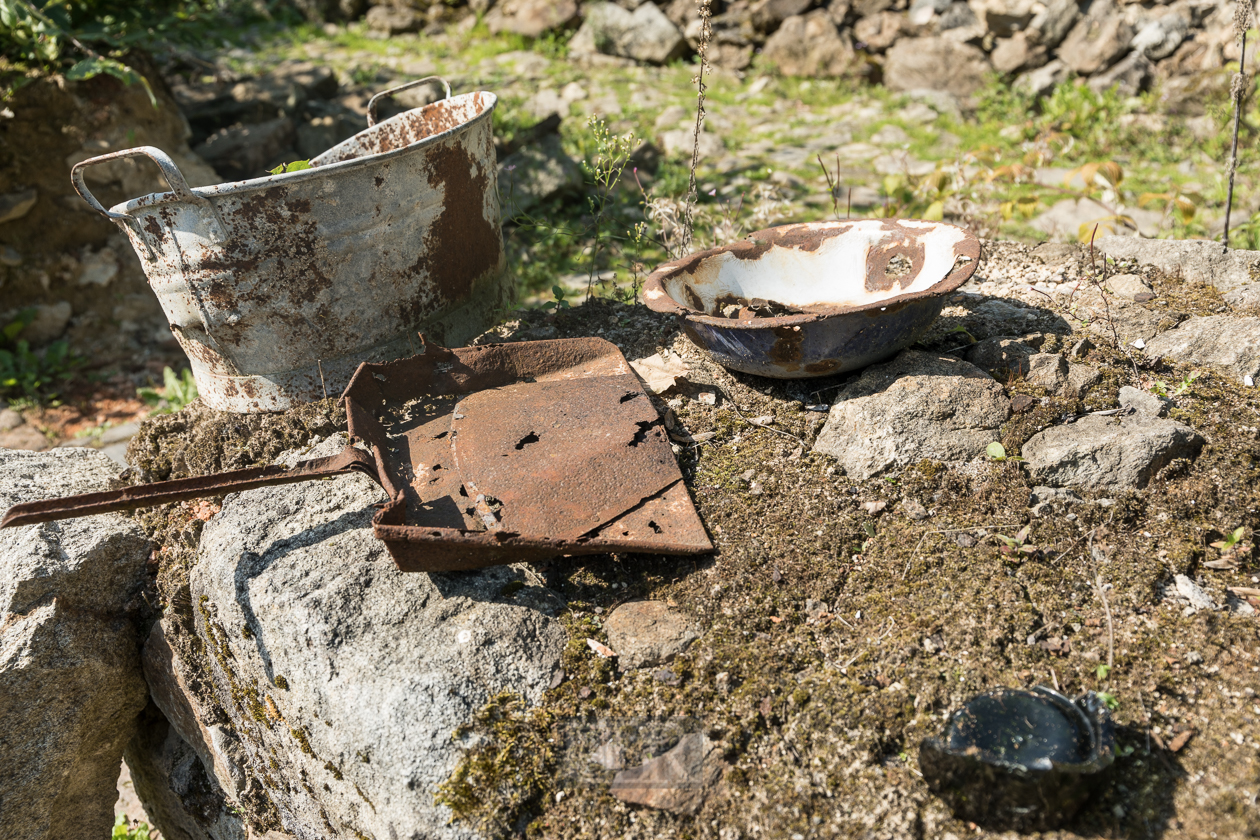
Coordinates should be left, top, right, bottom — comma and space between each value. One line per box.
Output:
1094, 571, 1115, 671
1029, 224, 1141, 382
715, 387, 805, 443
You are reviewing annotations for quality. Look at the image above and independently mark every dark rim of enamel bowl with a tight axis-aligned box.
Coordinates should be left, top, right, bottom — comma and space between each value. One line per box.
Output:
642, 220, 981, 330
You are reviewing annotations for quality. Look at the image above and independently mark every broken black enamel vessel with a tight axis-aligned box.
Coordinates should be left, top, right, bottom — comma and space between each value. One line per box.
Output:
919, 686, 1115, 831
641, 220, 980, 378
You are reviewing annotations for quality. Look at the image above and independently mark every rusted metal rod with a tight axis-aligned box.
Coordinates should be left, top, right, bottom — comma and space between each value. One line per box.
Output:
1, 447, 377, 529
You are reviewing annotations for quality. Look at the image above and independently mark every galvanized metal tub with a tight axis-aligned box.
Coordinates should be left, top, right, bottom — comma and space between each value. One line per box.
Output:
71, 78, 507, 412
642, 220, 980, 378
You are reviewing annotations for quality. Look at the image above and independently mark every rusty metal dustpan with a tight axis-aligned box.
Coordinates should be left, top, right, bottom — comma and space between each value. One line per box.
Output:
0, 338, 712, 572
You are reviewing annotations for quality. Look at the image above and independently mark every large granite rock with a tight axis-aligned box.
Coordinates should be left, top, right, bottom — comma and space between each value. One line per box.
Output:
763, 10, 858, 77
131, 624, 251, 839
962, 336, 1036, 378
1022, 414, 1204, 492
569, 2, 688, 65
1224, 282, 1260, 310
498, 133, 585, 216
487, 0, 579, 38
1057, 0, 1133, 75
1095, 237, 1260, 293
149, 435, 568, 839
124, 702, 247, 840
1143, 315, 1260, 383
0, 448, 151, 840
884, 36, 991, 99
814, 351, 1010, 479
1025, 0, 1079, 49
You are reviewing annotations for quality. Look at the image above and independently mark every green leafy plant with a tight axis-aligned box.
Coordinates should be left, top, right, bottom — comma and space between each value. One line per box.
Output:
112, 814, 152, 840
986, 441, 1024, 462
872, 168, 955, 221
138, 366, 198, 414
1207, 526, 1251, 568
0, 307, 81, 404
539, 284, 570, 311
1098, 691, 1120, 712
579, 117, 638, 297
1152, 370, 1200, 399
2, 0, 283, 100
1211, 526, 1247, 552
1096, 664, 1112, 681
65, 54, 156, 105
509, 117, 639, 303
267, 159, 312, 175
993, 525, 1038, 558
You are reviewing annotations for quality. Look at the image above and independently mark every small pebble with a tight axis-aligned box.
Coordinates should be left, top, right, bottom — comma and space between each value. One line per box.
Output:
902, 499, 929, 520
1010, 394, 1035, 413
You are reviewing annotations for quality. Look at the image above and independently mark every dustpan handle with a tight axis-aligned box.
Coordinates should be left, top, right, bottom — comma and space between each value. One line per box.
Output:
367, 76, 452, 127
0, 445, 378, 530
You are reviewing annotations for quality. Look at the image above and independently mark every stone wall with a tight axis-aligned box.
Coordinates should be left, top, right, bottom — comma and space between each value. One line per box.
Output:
351, 0, 1255, 108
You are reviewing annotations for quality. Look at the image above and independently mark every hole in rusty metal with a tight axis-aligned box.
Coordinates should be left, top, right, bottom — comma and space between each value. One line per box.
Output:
951, 254, 975, 275
648, 521, 663, 534
885, 253, 913, 278
433, 431, 448, 439
514, 432, 540, 450
433, 464, 442, 470
458, 485, 468, 497
619, 392, 640, 404
629, 421, 655, 447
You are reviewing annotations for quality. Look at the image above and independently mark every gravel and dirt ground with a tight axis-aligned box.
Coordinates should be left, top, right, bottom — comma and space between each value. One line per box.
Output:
121, 239, 1260, 839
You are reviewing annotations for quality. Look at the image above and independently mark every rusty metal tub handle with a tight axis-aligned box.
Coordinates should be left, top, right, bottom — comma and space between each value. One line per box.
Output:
0, 446, 379, 530
367, 76, 452, 127
71, 146, 227, 255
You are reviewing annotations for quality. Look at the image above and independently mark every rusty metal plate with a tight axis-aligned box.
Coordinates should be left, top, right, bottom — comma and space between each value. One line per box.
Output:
342, 336, 712, 571
449, 376, 675, 541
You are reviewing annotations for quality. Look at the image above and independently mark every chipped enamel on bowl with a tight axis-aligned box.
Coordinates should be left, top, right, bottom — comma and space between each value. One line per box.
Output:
642, 220, 981, 378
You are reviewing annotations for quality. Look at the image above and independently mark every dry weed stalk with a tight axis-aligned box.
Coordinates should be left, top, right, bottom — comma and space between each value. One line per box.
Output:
1224, 0, 1255, 245
637, 177, 786, 258
1030, 225, 1141, 380
680, 0, 713, 256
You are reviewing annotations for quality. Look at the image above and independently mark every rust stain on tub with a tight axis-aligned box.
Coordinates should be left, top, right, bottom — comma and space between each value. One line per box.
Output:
409, 139, 500, 306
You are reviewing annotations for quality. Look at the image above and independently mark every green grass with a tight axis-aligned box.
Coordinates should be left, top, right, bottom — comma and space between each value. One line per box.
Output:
226, 21, 1259, 281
